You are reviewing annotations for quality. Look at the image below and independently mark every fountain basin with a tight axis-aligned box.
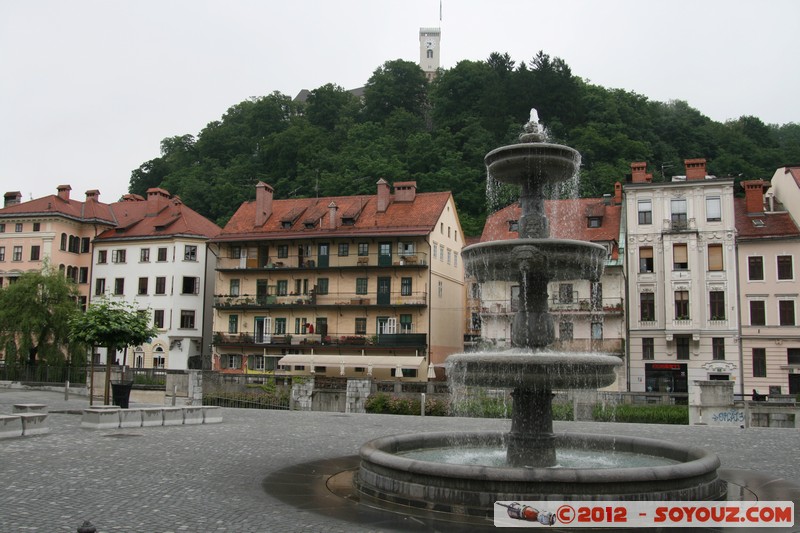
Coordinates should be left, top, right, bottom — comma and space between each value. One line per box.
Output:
462, 238, 607, 283
356, 432, 725, 518
447, 351, 621, 390
485, 142, 580, 186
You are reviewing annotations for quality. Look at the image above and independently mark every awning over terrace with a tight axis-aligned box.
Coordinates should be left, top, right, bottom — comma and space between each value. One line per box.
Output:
277, 354, 425, 373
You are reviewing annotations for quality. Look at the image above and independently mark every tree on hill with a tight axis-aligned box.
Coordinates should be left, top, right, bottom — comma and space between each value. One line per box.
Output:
128, 50, 799, 235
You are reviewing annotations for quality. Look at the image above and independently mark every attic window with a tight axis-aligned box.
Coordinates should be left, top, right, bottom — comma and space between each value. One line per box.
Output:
281, 221, 293, 229
752, 219, 765, 227
588, 217, 602, 228
508, 220, 519, 232
342, 217, 355, 226
304, 221, 317, 229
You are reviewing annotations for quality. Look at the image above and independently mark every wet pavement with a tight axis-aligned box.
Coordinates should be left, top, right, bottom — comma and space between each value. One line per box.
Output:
1, 388, 798, 532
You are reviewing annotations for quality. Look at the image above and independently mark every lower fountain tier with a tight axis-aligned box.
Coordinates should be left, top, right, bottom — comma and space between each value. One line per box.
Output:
446, 351, 621, 390
462, 238, 608, 283
356, 432, 725, 519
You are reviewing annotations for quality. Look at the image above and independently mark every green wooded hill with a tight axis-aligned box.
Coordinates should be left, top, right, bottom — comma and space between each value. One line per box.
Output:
128, 52, 800, 236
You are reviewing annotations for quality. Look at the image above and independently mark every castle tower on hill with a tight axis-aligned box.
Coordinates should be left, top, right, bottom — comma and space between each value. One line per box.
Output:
419, 27, 441, 81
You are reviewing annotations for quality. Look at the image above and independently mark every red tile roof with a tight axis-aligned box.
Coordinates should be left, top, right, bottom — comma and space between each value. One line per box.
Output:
734, 198, 800, 240
216, 190, 453, 241
96, 196, 221, 241
0, 187, 221, 241
0, 192, 117, 225
480, 198, 622, 259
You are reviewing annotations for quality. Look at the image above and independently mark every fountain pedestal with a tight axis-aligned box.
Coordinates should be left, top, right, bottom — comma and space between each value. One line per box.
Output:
507, 388, 555, 467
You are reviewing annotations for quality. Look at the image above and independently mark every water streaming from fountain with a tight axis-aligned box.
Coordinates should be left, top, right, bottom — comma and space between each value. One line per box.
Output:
355, 110, 724, 517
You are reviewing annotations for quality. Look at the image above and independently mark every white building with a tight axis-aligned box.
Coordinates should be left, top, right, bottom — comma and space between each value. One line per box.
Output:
624, 160, 739, 393
419, 27, 441, 81
91, 189, 220, 369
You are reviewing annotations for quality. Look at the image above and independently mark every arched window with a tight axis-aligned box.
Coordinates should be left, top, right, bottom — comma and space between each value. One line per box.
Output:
153, 345, 165, 368
427, 49, 433, 59
134, 347, 145, 368
60, 233, 67, 251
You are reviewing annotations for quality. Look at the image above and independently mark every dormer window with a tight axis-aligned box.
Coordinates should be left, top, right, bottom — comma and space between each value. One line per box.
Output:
588, 217, 602, 228
508, 220, 519, 232
342, 217, 355, 226
304, 221, 317, 229
281, 221, 292, 229
752, 219, 765, 227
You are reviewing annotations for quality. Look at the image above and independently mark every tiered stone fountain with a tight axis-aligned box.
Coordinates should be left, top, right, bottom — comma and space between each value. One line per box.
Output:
355, 111, 724, 518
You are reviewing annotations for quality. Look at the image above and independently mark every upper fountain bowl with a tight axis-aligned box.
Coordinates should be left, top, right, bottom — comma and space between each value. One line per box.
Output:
485, 142, 580, 187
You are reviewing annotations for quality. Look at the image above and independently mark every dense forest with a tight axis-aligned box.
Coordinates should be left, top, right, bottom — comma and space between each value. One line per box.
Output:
128, 52, 800, 236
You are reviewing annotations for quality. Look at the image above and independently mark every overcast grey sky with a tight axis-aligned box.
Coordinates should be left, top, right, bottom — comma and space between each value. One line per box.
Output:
1, 0, 797, 204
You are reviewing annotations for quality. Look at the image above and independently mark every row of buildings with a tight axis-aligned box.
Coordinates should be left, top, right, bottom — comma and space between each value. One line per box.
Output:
1, 159, 799, 397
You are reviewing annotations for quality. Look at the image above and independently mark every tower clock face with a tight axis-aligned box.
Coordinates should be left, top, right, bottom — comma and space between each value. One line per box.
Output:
425, 39, 435, 49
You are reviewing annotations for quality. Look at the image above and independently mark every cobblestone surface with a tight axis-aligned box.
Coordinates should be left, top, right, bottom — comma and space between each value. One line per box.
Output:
1, 389, 798, 532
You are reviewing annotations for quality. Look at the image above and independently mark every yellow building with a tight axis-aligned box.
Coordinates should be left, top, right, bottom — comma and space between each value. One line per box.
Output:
210, 179, 465, 382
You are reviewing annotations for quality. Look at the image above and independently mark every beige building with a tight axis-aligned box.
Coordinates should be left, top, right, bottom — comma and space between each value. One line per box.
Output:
624, 160, 740, 394
210, 179, 464, 381
736, 177, 800, 397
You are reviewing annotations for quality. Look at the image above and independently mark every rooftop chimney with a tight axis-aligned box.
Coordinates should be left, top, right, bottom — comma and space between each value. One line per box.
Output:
146, 187, 171, 216
393, 181, 417, 202
685, 158, 707, 180
255, 181, 274, 226
742, 180, 767, 214
57, 184, 72, 201
376, 178, 391, 213
630, 162, 652, 183
328, 201, 338, 229
85, 190, 100, 203
614, 182, 623, 205
4, 191, 22, 207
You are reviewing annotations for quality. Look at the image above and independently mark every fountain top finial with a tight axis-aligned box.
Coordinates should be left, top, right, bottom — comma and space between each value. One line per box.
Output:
520, 108, 546, 143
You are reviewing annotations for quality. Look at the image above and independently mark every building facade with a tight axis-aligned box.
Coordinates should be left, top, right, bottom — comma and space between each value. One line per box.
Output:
419, 27, 441, 81
624, 160, 740, 394
0, 186, 117, 307
736, 178, 800, 397
91, 189, 221, 370
210, 179, 464, 381
470, 186, 627, 389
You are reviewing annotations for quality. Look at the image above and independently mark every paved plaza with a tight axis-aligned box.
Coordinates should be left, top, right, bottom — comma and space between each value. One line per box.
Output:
1, 388, 799, 532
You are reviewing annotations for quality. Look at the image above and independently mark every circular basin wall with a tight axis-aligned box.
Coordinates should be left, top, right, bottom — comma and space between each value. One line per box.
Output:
356, 432, 725, 519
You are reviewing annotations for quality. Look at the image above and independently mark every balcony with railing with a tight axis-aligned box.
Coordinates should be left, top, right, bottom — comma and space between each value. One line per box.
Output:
212, 331, 427, 349
213, 290, 428, 309
663, 217, 697, 233
216, 251, 430, 271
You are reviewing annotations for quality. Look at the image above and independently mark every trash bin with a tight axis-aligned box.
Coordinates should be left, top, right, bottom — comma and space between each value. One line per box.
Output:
110, 381, 134, 408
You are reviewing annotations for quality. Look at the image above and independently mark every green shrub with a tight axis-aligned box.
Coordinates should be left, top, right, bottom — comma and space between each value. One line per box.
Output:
592, 404, 688, 425
551, 403, 573, 421
365, 393, 449, 416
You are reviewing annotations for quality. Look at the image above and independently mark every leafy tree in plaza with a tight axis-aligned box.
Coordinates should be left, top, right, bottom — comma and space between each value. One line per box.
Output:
0, 266, 85, 367
69, 297, 158, 403
68, 298, 157, 359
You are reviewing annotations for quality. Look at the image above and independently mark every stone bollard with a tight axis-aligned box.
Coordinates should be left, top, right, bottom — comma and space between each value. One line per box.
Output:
77, 520, 97, 533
